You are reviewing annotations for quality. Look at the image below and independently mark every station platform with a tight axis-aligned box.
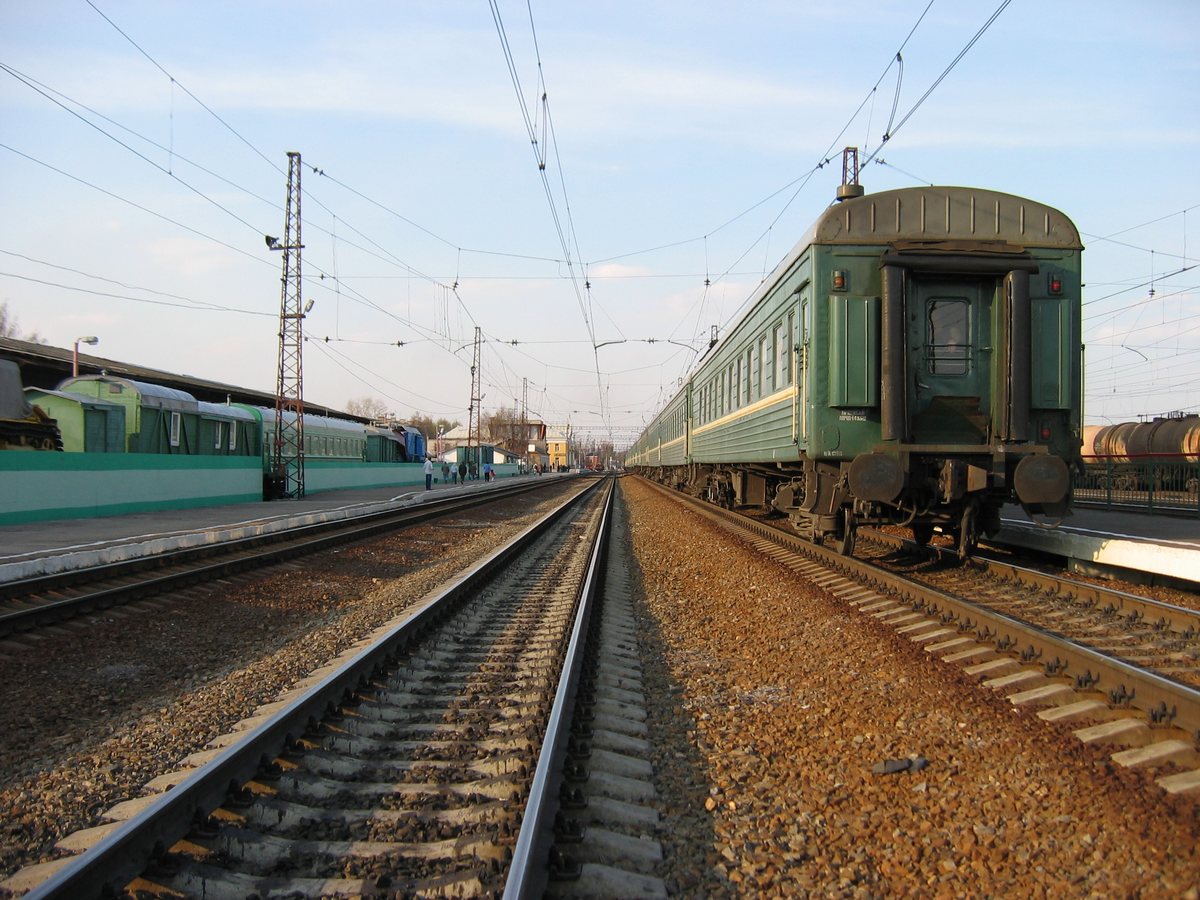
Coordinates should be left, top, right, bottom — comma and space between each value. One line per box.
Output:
993, 504, 1200, 590
0, 474, 561, 585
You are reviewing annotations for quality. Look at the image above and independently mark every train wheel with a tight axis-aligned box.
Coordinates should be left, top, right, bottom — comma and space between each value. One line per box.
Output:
911, 523, 934, 546
834, 510, 857, 557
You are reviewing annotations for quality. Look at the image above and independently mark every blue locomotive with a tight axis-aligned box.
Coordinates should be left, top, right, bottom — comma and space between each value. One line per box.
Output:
628, 179, 1082, 557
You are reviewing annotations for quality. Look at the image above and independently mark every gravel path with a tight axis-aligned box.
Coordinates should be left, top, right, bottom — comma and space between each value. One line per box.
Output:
623, 477, 1200, 899
0, 483, 579, 887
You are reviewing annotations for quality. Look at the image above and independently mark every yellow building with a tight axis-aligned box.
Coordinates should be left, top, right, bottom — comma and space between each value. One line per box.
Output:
546, 426, 572, 471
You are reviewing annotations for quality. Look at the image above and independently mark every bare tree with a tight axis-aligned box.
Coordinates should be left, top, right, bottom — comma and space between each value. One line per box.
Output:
344, 395, 392, 420
0, 302, 46, 343
402, 414, 460, 441
485, 406, 524, 453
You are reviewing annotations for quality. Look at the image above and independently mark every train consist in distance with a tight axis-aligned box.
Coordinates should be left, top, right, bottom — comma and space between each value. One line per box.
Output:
628, 167, 1084, 557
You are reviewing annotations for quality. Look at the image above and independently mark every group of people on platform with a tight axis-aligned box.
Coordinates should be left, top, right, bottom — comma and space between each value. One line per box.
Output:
422, 457, 495, 490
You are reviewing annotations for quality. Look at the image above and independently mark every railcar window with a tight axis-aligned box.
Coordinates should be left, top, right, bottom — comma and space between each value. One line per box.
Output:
758, 337, 767, 397
928, 299, 969, 375
744, 349, 752, 403
785, 312, 794, 385
735, 358, 742, 407
229, 422, 237, 451
214, 422, 223, 450
772, 324, 783, 391
169, 411, 181, 448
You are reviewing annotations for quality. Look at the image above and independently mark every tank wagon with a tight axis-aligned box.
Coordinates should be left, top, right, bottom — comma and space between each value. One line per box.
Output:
1084, 416, 1200, 463
1079, 415, 1200, 503
628, 178, 1084, 556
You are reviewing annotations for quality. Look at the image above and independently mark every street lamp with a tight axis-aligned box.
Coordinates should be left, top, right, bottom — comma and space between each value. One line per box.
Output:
73, 336, 98, 377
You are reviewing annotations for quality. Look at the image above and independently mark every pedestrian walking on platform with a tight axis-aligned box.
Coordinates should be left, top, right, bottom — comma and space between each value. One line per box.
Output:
423, 457, 434, 490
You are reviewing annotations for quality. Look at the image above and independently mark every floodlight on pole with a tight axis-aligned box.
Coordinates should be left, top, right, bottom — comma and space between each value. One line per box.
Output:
73, 336, 98, 377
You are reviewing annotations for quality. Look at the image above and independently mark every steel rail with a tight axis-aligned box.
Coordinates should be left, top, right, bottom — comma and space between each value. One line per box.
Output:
0, 478, 584, 637
24, 477, 606, 900
637, 477, 1200, 739
861, 527, 1200, 635
504, 477, 614, 899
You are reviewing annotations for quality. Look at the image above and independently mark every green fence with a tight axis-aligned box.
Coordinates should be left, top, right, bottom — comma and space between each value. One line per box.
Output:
1074, 456, 1200, 517
0, 452, 263, 526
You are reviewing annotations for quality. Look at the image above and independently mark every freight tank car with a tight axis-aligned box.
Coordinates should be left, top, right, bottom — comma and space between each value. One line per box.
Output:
629, 173, 1083, 556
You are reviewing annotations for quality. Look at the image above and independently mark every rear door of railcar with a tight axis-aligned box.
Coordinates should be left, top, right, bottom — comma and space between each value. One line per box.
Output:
906, 275, 995, 445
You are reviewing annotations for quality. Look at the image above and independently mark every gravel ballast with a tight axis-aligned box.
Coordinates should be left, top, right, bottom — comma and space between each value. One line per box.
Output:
623, 477, 1199, 899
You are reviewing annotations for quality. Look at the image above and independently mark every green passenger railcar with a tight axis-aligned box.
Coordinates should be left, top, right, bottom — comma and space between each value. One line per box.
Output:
629, 179, 1082, 556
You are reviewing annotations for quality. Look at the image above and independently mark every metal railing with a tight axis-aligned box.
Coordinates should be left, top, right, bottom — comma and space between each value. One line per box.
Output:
1074, 455, 1200, 517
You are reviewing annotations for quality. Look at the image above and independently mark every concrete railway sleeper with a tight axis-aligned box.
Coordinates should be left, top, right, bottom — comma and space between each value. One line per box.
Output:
637, 476, 1200, 798
11, 478, 624, 899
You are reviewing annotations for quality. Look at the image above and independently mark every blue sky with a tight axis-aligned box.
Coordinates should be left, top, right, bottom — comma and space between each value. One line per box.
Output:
2, 0, 1198, 442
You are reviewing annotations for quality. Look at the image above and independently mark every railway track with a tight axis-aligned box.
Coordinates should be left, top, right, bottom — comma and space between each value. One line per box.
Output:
12, 477, 667, 899
858, 528, 1200, 688
639, 478, 1200, 796
0, 479, 574, 640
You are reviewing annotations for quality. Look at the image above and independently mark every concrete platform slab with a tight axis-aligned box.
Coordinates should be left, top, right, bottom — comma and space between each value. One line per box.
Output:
0, 477, 548, 585
994, 504, 1200, 588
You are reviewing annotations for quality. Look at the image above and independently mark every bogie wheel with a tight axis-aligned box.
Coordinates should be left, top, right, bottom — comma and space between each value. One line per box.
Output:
834, 510, 857, 557
911, 523, 934, 546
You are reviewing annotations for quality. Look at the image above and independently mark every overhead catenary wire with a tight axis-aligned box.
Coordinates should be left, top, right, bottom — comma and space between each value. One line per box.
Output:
862, 0, 1013, 168
487, 0, 610, 432
0, 270, 274, 317
1, 62, 468, 299
85, 0, 283, 175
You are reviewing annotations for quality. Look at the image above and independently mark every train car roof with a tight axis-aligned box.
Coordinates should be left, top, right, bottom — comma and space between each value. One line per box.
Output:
697, 185, 1082, 372
803, 185, 1082, 250
57, 375, 198, 409
367, 425, 405, 443
248, 406, 370, 433
195, 401, 257, 421
24, 386, 124, 409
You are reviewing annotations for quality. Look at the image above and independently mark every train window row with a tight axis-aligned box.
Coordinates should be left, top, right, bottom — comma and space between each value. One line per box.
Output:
696, 313, 795, 426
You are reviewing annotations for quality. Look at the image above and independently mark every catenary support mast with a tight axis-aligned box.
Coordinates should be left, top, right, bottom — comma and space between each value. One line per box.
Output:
270, 152, 306, 498
468, 326, 482, 475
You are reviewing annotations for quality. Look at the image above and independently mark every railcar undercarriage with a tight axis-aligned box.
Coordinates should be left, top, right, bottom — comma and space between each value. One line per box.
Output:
633, 448, 1069, 559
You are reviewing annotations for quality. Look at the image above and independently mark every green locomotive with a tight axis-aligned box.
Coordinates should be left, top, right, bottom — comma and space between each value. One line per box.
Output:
629, 176, 1082, 557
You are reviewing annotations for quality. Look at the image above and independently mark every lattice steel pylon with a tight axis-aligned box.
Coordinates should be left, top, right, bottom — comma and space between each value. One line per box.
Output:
521, 376, 528, 451
269, 152, 306, 498
467, 326, 482, 477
